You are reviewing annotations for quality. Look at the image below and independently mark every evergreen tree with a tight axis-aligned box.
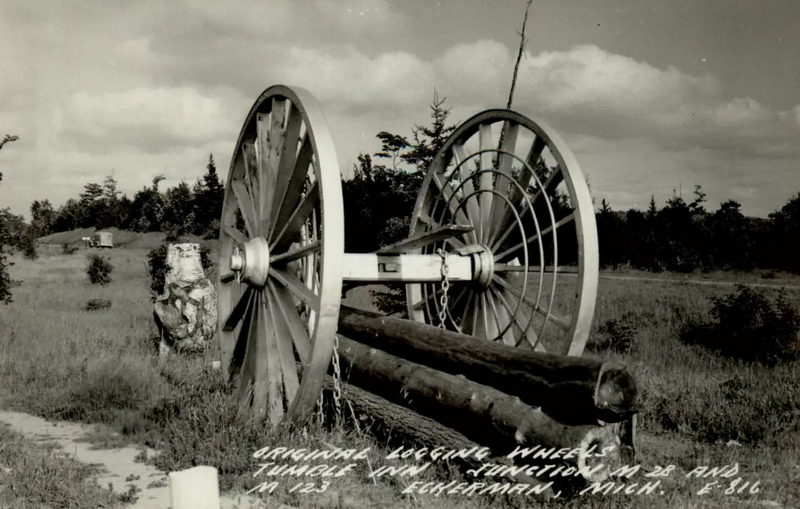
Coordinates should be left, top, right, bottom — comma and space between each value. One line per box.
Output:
399, 90, 456, 172
596, 199, 625, 268
191, 153, 224, 235
770, 193, 800, 272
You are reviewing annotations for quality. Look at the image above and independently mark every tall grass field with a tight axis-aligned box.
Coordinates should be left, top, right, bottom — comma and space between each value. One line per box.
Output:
0, 240, 798, 508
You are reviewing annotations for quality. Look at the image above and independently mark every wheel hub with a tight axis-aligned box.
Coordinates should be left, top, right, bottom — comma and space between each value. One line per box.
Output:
230, 237, 270, 287
459, 244, 494, 290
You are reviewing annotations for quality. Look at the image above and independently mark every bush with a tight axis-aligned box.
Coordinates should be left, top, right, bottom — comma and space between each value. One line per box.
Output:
62, 242, 79, 255
146, 243, 212, 299
592, 317, 637, 353
680, 285, 800, 365
0, 249, 11, 304
85, 298, 112, 311
86, 254, 113, 286
20, 232, 38, 260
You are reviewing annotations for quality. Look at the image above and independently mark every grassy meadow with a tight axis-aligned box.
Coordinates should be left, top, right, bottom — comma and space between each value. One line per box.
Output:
0, 240, 798, 508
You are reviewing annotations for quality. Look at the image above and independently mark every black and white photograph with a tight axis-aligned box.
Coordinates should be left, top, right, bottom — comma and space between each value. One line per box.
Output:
0, 1, 798, 508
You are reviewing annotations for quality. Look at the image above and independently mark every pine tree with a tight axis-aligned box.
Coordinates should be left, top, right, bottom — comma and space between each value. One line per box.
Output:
401, 90, 456, 172
191, 153, 225, 235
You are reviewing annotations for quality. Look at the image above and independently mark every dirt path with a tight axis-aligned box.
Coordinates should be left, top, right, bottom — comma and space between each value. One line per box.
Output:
0, 410, 265, 508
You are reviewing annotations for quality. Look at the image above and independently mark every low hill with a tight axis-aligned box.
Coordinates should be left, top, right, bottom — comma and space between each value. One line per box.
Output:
38, 228, 209, 250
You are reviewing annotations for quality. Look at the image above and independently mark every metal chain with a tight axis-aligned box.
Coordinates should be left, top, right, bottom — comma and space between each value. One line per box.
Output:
331, 334, 343, 423
436, 248, 450, 328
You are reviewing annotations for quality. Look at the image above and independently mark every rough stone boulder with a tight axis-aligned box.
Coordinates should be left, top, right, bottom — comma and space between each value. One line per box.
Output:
153, 243, 217, 356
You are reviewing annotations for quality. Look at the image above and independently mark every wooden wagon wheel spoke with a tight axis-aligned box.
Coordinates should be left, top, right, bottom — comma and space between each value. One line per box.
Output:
227, 286, 256, 378
491, 274, 568, 330
487, 122, 519, 240
268, 281, 311, 364
489, 286, 539, 349
218, 85, 343, 427
269, 267, 320, 310
477, 123, 494, 241
234, 292, 259, 406
486, 138, 550, 251
221, 224, 248, 246
271, 181, 320, 251
460, 291, 478, 335
230, 180, 259, 239
241, 141, 260, 209
530, 165, 565, 205
250, 293, 280, 424
270, 134, 314, 240
429, 173, 473, 232
270, 241, 321, 265
222, 287, 254, 332
265, 288, 300, 412
491, 285, 540, 348
485, 287, 516, 346
451, 143, 481, 233
270, 104, 304, 223
494, 212, 576, 263
442, 285, 469, 330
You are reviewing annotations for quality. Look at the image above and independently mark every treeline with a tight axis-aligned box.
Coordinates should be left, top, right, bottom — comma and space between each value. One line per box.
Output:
596, 187, 800, 273
21, 154, 224, 240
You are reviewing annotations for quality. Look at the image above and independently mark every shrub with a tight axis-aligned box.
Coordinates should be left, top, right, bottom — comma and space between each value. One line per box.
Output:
62, 242, 79, 255
86, 254, 113, 286
680, 285, 800, 365
146, 243, 212, 299
592, 317, 637, 353
20, 232, 38, 260
0, 249, 11, 304
85, 298, 112, 311
371, 285, 407, 316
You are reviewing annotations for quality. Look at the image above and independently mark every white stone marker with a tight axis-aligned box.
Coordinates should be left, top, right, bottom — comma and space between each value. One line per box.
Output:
169, 465, 221, 509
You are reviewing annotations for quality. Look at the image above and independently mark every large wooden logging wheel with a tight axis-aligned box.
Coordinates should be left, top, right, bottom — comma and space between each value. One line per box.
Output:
218, 85, 599, 427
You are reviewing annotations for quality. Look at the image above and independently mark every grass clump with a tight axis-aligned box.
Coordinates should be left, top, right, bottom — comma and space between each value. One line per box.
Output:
85, 298, 112, 311
591, 315, 637, 353
62, 242, 79, 255
0, 426, 122, 508
86, 254, 113, 286
646, 371, 799, 445
49, 357, 164, 425
680, 284, 800, 365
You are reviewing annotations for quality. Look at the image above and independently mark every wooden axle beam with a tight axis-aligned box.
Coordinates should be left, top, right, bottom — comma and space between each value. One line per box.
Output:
341, 253, 475, 283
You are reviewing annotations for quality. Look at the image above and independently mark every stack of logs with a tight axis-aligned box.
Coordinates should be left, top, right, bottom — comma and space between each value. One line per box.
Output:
329, 306, 639, 488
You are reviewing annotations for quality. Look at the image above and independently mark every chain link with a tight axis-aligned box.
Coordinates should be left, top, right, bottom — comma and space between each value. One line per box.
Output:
331, 334, 343, 422
436, 248, 450, 328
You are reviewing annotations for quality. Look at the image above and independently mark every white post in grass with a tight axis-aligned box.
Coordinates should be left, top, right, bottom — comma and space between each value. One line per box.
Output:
169, 465, 221, 509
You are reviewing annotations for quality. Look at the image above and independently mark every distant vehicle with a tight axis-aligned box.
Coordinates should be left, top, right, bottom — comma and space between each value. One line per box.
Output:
90, 231, 113, 248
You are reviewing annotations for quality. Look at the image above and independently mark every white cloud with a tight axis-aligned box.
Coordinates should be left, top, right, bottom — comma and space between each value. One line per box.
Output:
63, 87, 236, 151
1, 2, 798, 219
271, 46, 433, 111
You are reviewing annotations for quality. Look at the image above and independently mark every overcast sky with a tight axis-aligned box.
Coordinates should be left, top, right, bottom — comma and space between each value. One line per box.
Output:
1, 0, 798, 218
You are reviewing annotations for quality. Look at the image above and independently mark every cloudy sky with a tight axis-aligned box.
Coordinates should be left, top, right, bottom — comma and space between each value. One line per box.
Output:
1, 0, 798, 218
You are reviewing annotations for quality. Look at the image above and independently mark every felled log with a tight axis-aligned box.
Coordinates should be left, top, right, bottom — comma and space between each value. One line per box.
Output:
324, 378, 560, 495
336, 335, 630, 481
338, 306, 638, 425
